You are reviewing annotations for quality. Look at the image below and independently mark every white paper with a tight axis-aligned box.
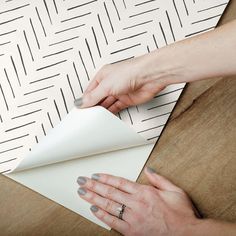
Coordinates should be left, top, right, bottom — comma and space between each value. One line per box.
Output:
14, 106, 149, 172
0, 0, 229, 229
9, 144, 154, 229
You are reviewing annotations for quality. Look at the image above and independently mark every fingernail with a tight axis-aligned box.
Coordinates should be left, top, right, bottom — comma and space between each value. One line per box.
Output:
74, 97, 83, 108
91, 173, 100, 181
77, 187, 87, 195
77, 176, 87, 185
90, 205, 99, 212
146, 167, 156, 174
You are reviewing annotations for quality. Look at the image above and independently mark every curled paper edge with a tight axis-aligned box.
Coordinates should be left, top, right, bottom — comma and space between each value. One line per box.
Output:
11, 106, 151, 173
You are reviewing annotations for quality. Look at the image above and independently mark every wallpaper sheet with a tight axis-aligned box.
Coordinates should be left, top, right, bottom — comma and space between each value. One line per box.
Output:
0, 0, 229, 229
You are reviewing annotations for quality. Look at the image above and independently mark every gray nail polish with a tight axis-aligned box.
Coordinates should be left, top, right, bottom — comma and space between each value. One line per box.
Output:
77, 176, 87, 185
90, 205, 99, 212
146, 167, 156, 174
74, 97, 83, 108
91, 173, 100, 181
77, 187, 87, 195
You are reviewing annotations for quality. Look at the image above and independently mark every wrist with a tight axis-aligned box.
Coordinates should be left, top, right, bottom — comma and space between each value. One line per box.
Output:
137, 45, 190, 87
183, 218, 223, 236
182, 218, 205, 236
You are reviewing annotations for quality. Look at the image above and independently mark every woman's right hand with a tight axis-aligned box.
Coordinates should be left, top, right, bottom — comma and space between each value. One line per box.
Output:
76, 20, 236, 114
78, 54, 167, 113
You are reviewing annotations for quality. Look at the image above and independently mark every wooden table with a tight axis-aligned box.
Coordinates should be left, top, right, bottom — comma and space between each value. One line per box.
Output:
1, 2, 236, 236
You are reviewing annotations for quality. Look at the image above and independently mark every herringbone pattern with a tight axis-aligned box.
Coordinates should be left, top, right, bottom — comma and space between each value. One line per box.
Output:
0, 0, 229, 173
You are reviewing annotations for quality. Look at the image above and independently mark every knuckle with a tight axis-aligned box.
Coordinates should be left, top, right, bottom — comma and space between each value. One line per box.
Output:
116, 102, 124, 110
104, 199, 113, 212
105, 186, 116, 198
84, 92, 92, 101
114, 103, 120, 110
87, 180, 96, 190
100, 80, 111, 93
136, 186, 156, 202
117, 177, 127, 189
129, 77, 138, 90
86, 191, 95, 201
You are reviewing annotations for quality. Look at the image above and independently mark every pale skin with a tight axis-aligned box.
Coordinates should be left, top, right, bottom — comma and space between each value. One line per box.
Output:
77, 169, 236, 236
76, 20, 236, 235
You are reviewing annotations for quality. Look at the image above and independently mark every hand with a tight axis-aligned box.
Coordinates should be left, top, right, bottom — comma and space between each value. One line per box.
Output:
79, 56, 167, 113
76, 20, 236, 114
77, 167, 201, 236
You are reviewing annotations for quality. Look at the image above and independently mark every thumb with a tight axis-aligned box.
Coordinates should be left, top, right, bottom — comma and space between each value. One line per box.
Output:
145, 167, 182, 193
81, 83, 108, 108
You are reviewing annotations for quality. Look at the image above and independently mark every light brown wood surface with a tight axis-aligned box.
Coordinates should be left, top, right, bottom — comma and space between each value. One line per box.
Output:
0, 2, 236, 236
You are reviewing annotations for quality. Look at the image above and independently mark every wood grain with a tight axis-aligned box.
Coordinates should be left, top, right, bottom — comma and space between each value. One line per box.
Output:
0, 2, 236, 236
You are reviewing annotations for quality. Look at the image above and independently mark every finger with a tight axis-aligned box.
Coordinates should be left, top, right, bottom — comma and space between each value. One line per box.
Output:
77, 177, 133, 207
90, 205, 129, 234
91, 173, 140, 194
145, 167, 183, 192
84, 79, 99, 94
99, 96, 117, 108
84, 70, 103, 94
81, 83, 108, 108
108, 100, 128, 114
77, 187, 131, 221
84, 65, 104, 93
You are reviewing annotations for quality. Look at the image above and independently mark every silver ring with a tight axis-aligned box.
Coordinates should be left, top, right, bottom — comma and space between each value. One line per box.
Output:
117, 204, 126, 220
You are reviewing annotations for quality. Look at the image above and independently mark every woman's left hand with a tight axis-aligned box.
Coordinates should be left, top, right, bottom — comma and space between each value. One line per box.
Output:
77, 167, 201, 236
